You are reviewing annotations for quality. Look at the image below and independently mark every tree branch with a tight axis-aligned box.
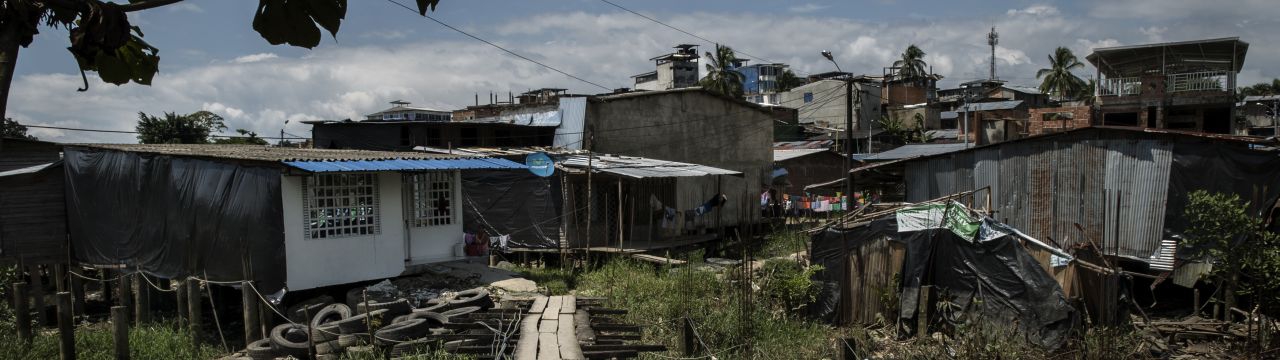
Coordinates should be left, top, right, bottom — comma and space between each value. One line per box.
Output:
34, 0, 185, 13
119, 0, 184, 12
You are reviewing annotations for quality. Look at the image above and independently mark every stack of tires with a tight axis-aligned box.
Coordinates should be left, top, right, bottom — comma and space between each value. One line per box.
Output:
237, 286, 496, 359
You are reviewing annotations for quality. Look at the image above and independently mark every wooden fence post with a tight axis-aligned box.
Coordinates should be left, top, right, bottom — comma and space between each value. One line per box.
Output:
680, 316, 696, 356
69, 266, 85, 316
112, 306, 130, 360
175, 279, 187, 326
134, 274, 150, 324
29, 265, 47, 327
117, 273, 132, 320
241, 281, 260, 345
917, 286, 932, 339
187, 280, 202, 346
13, 282, 31, 344
56, 292, 75, 360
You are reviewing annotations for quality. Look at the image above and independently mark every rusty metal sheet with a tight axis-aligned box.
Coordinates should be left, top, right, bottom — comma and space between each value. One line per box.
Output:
1103, 139, 1172, 259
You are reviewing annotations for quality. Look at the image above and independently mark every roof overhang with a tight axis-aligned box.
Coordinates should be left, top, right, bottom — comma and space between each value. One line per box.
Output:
1087, 37, 1249, 78
283, 158, 527, 173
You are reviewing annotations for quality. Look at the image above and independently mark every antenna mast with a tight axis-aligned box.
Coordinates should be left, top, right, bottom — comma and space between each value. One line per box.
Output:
987, 26, 999, 81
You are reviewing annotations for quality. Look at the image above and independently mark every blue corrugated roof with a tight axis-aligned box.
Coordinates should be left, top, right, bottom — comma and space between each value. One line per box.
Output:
283, 158, 527, 173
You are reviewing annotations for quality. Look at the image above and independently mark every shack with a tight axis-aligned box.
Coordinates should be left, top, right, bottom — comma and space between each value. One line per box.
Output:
811, 201, 1077, 348
63, 144, 525, 294
882, 126, 1280, 277
0, 138, 67, 265
416, 147, 743, 254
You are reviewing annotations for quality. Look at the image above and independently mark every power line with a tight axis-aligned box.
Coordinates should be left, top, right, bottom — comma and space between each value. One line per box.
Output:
598, 0, 781, 68
382, 0, 615, 92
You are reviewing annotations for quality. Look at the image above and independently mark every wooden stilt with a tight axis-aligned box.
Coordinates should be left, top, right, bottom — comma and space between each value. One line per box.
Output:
175, 279, 188, 325
117, 272, 132, 321
112, 306, 130, 360
29, 265, 47, 326
917, 286, 932, 338
56, 292, 75, 360
13, 282, 31, 344
134, 273, 150, 324
187, 280, 202, 346
69, 266, 85, 316
241, 281, 261, 345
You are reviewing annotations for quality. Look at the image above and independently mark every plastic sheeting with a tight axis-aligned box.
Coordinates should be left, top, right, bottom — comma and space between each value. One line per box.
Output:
1167, 141, 1280, 258
811, 213, 1077, 349
460, 170, 561, 249
64, 147, 286, 293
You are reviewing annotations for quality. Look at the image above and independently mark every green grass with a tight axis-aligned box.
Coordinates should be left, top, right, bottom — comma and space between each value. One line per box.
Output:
552, 259, 837, 359
0, 319, 222, 360
758, 228, 810, 259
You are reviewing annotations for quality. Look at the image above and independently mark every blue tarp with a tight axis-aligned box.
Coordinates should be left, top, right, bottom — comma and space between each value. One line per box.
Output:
283, 158, 527, 172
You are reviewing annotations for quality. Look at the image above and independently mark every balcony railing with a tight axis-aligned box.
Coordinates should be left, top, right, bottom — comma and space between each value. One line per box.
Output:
1098, 77, 1140, 96
1167, 71, 1231, 93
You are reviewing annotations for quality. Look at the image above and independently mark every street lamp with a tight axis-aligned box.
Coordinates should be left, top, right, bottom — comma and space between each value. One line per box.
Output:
821, 50, 855, 217
1254, 101, 1279, 137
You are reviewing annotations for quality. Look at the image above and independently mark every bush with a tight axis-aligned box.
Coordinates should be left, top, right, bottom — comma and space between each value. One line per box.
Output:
757, 259, 823, 314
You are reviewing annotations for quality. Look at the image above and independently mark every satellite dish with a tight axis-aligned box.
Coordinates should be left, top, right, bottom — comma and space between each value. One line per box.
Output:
525, 152, 554, 177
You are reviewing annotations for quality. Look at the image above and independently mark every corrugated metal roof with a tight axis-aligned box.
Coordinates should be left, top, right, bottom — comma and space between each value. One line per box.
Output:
959, 100, 1024, 112
553, 97, 587, 149
0, 161, 60, 178
558, 154, 741, 179
1243, 95, 1280, 102
940, 111, 958, 119
863, 143, 974, 161
926, 129, 959, 139
774, 149, 831, 161
283, 158, 526, 173
77, 144, 468, 162
773, 140, 833, 150
1004, 85, 1043, 95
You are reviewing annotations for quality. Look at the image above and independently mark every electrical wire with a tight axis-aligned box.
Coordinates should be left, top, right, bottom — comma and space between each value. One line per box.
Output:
383, 0, 615, 92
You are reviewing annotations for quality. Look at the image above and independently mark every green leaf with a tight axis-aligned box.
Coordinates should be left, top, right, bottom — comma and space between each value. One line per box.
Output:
415, 0, 440, 15
307, 0, 347, 38
253, 0, 293, 46
94, 51, 132, 85
285, 0, 321, 48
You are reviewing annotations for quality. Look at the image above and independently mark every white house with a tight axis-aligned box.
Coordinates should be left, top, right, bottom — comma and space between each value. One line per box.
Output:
63, 144, 525, 294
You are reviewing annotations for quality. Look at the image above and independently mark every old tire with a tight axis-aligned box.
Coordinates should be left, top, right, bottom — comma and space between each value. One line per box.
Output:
311, 323, 341, 343
285, 294, 333, 323
404, 310, 449, 327
346, 287, 398, 309
375, 318, 432, 344
311, 303, 352, 328
334, 308, 388, 334
314, 339, 343, 355
244, 338, 277, 360
448, 288, 493, 309
417, 301, 450, 313
268, 323, 310, 358
338, 333, 371, 347
356, 298, 413, 317
389, 338, 435, 357
440, 306, 480, 320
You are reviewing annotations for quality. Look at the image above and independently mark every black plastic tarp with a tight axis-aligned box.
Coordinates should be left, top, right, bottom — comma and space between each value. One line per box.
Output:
811, 215, 1076, 349
64, 147, 286, 293
1167, 141, 1280, 256
461, 170, 561, 248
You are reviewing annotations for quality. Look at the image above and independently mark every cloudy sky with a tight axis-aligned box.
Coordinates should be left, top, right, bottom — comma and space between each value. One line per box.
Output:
8, 0, 1279, 142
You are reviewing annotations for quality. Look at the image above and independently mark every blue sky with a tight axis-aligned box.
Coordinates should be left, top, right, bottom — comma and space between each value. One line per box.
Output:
9, 0, 1280, 142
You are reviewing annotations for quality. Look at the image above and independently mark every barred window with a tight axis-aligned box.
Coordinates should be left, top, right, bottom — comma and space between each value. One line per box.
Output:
304, 174, 379, 239
407, 172, 454, 227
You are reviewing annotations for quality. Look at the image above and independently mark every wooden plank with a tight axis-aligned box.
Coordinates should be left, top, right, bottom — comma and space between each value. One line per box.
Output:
558, 317, 584, 360
538, 332, 561, 360
544, 296, 562, 320
629, 253, 688, 265
539, 319, 558, 333
515, 315, 540, 360
530, 297, 548, 314
560, 295, 576, 314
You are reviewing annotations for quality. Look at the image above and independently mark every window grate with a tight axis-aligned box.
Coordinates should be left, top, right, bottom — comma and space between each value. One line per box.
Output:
303, 173, 380, 239
407, 172, 454, 227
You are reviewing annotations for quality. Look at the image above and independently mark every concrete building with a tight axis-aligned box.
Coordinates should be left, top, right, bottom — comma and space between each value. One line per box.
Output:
1087, 37, 1248, 134
309, 97, 588, 151
731, 61, 789, 105
779, 77, 882, 152
632, 44, 701, 91
958, 100, 1030, 145
365, 100, 451, 122
937, 80, 1050, 110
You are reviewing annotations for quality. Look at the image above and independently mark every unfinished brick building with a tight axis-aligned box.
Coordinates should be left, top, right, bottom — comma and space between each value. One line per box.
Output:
1087, 37, 1248, 134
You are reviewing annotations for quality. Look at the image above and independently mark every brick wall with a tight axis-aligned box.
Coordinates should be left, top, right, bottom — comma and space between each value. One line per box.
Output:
1028, 106, 1092, 136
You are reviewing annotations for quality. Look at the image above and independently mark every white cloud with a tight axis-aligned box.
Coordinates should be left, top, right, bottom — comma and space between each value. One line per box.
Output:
166, 3, 204, 13
9, 6, 1279, 143
1139, 26, 1168, 42
788, 4, 828, 13
360, 29, 413, 40
232, 53, 279, 63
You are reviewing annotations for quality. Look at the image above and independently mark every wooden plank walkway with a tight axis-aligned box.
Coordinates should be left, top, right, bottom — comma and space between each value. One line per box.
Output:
517, 295, 585, 360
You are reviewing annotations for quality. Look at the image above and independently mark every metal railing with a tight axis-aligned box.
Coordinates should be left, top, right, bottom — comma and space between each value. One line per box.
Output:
1098, 77, 1140, 96
1167, 71, 1231, 92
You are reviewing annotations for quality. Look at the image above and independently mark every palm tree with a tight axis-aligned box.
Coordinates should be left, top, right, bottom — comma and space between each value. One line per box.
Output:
892, 45, 929, 84
699, 44, 745, 98
1075, 78, 1097, 105
1036, 47, 1087, 102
